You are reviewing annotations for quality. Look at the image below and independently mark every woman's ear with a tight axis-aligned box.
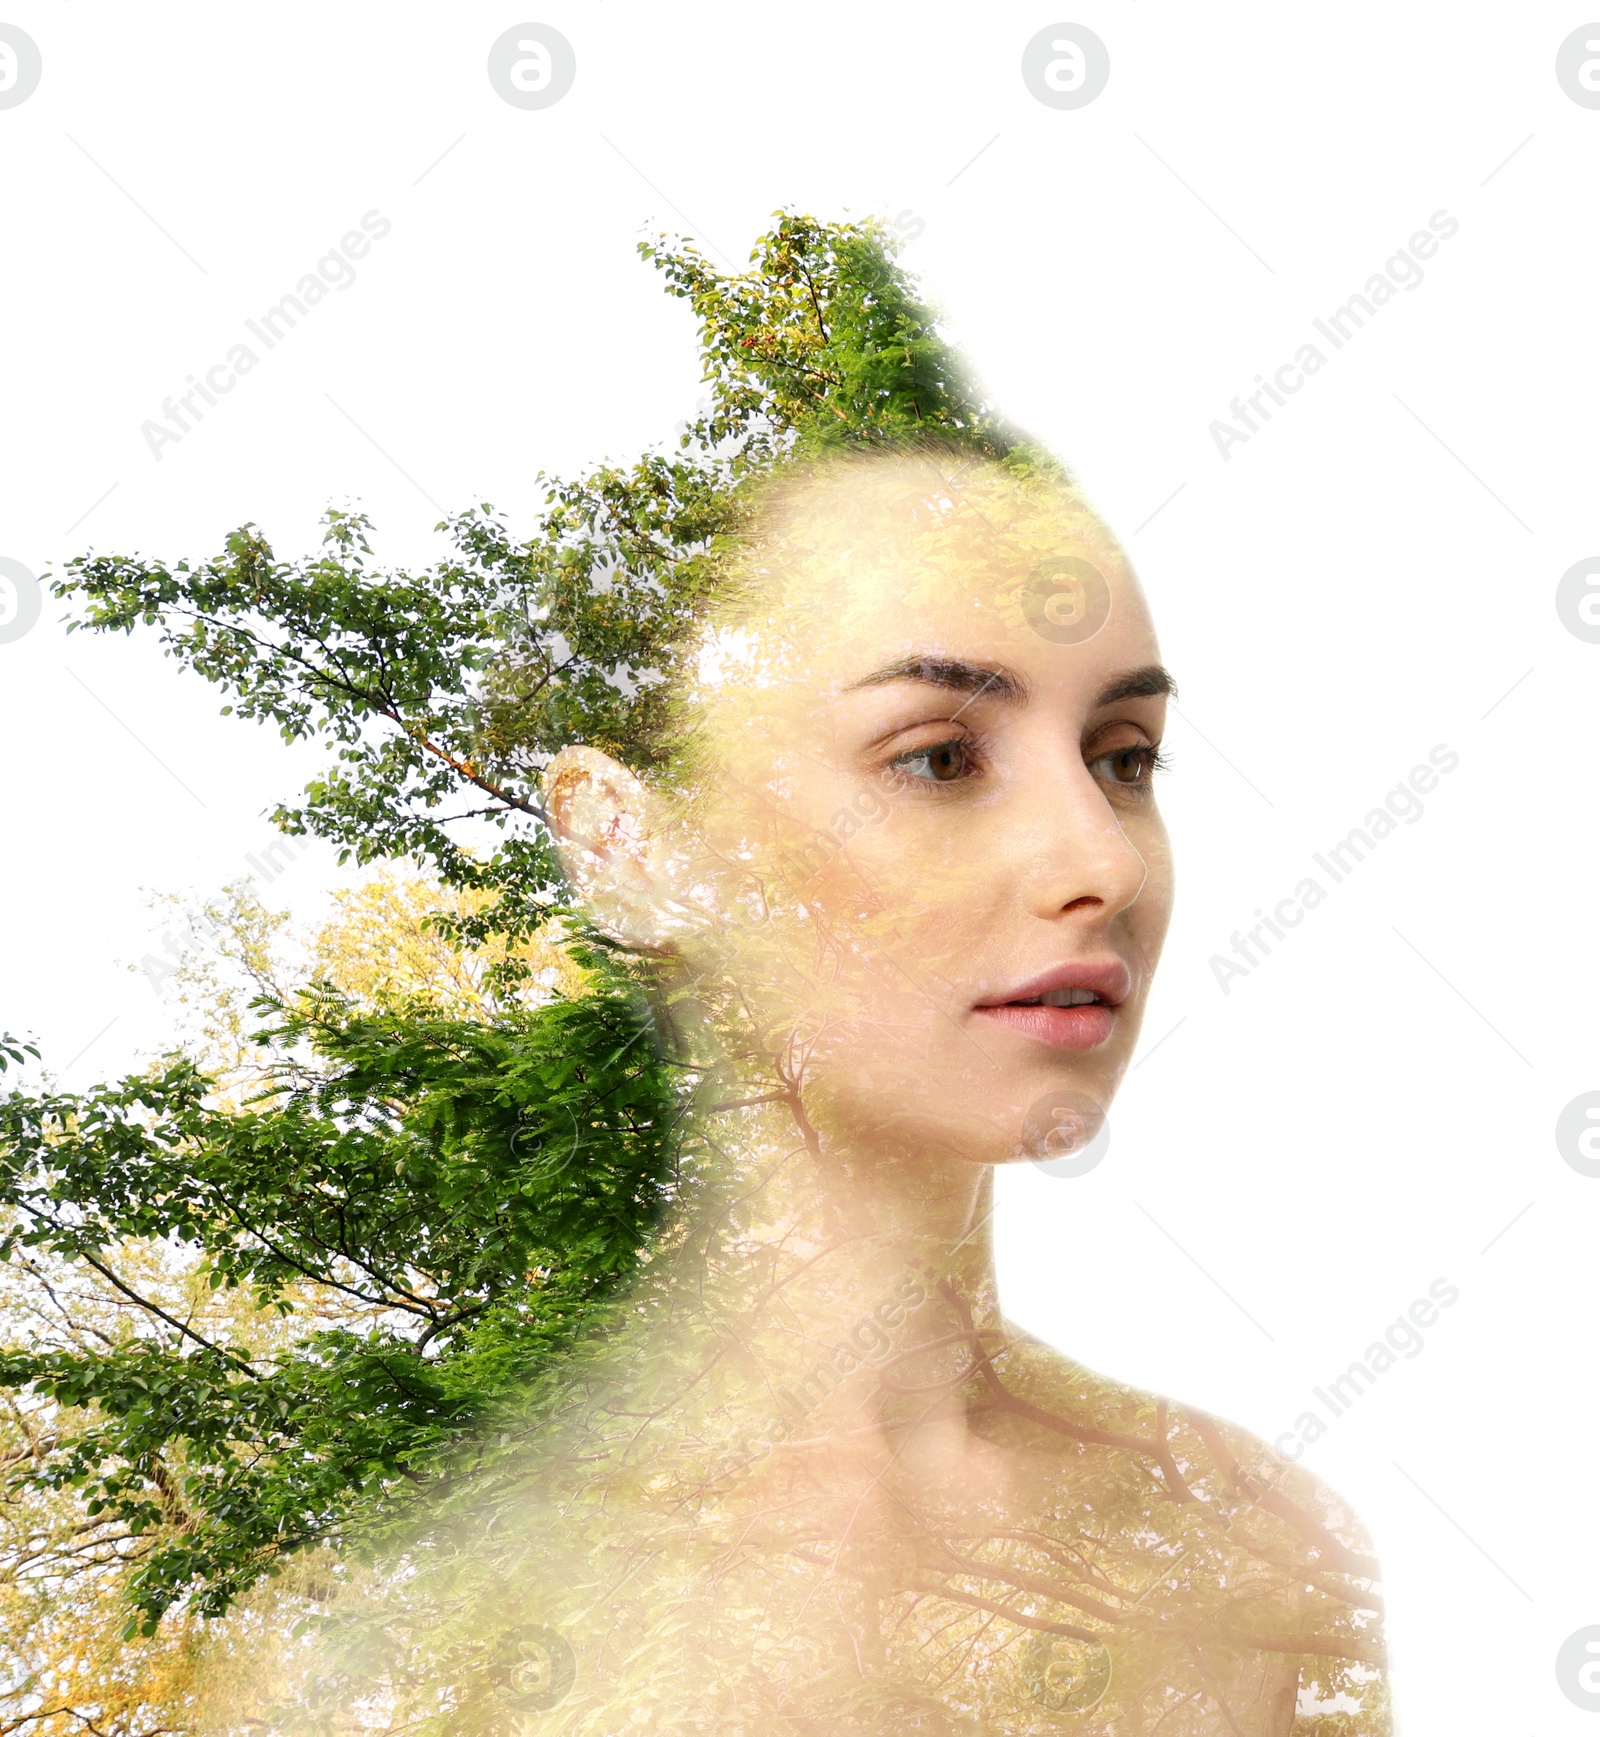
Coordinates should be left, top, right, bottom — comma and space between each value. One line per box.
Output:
542, 745, 672, 950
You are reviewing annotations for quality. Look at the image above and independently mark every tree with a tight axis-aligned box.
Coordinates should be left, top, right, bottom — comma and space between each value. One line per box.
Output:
53, 215, 1008, 977
1, 212, 997, 1647
0, 872, 646, 1733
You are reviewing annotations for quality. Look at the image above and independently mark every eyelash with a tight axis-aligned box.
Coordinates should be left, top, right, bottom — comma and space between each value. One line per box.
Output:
888, 730, 992, 789
886, 733, 1168, 791
1089, 743, 1170, 790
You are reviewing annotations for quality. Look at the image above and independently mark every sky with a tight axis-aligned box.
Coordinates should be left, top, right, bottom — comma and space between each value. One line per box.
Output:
2, 3, 1599, 1725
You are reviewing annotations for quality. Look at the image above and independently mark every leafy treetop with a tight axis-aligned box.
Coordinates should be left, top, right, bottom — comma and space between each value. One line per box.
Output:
53, 213, 1019, 977
0, 212, 1016, 1635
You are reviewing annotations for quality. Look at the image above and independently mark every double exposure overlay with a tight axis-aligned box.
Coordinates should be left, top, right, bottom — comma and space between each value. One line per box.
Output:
1, 216, 1388, 1736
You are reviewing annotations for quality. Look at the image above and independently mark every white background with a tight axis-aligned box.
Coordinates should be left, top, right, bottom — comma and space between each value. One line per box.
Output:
2, 5, 1597, 1728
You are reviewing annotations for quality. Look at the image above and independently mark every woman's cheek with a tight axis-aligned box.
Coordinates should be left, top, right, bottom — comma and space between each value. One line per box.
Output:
1125, 815, 1176, 960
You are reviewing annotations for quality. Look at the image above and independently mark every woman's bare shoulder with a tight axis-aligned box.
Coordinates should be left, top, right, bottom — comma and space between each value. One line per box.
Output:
984, 1322, 1391, 1735
994, 1323, 1381, 1568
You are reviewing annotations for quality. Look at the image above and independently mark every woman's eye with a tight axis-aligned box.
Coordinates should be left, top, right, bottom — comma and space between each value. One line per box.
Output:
893, 739, 978, 784
1091, 745, 1162, 787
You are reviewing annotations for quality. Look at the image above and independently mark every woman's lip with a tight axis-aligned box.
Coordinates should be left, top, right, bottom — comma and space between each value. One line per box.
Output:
973, 957, 1133, 1010
974, 1003, 1117, 1050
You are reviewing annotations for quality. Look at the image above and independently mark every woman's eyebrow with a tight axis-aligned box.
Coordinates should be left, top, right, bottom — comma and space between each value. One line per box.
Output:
844, 657, 1029, 703
1095, 664, 1177, 705
842, 658, 1177, 708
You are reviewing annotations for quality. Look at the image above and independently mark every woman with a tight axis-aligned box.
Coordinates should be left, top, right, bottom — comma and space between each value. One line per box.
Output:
113, 216, 1389, 1735
457, 440, 1389, 1736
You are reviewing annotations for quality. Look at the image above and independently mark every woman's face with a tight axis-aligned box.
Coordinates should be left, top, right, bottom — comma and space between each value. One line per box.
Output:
643, 451, 1173, 1170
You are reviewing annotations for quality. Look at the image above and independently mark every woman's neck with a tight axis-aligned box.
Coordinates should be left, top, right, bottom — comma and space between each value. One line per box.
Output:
610, 1097, 1009, 1479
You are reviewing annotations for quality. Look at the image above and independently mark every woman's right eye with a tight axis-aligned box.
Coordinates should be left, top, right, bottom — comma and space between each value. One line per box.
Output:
892, 739, 979, 784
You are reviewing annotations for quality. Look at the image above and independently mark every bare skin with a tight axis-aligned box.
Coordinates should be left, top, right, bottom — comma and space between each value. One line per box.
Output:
273, 450, 1388, 1735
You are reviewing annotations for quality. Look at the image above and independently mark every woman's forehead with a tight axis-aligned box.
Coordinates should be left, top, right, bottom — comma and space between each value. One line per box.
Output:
708, 453, 1156, 702
752, 449, 1111, 577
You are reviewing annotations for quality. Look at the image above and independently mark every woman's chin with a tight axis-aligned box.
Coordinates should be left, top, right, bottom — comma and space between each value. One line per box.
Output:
800, 1065, 1122, 1172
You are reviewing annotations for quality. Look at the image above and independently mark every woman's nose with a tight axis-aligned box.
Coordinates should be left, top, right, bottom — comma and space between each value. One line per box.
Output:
1015, 763, 1149, 923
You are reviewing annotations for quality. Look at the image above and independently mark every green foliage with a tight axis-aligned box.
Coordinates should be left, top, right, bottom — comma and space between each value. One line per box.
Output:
4, 209, 1017, 1630
642, 209, 1009, 457
0, 981, 681, 1631
52, 213, 1010, 968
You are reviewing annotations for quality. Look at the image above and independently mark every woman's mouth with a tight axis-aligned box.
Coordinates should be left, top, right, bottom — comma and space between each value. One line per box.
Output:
972, 962, 1130, 1051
